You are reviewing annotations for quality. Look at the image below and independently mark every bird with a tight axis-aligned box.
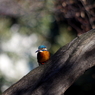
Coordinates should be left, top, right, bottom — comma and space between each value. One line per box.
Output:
36, 45, 50, 65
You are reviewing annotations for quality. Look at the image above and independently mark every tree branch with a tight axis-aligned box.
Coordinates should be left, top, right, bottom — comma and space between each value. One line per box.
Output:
2, 29, 95, 95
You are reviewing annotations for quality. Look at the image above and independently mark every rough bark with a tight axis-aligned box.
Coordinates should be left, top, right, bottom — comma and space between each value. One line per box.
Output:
2, 29, 95, 95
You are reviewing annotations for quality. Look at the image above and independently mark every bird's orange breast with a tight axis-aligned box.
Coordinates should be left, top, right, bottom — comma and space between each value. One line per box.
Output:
37, 51, 50, 64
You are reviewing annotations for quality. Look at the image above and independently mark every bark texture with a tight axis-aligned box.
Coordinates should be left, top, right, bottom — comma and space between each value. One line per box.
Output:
2, 29, 95, 95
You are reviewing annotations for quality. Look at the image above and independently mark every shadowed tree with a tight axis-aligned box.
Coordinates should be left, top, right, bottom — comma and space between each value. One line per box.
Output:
1, 0, 95, 95
2, 29, 95, 95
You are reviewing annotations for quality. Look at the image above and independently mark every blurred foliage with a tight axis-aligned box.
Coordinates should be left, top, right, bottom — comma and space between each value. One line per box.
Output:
0, 0, 75, 93
0, 0, 95, 95
55, 0, 95, 35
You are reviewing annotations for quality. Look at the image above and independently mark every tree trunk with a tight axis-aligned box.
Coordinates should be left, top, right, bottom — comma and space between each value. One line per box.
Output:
2, 29, 95, 95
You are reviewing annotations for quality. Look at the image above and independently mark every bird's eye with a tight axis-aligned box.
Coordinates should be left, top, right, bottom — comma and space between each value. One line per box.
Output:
40, 48, 44, 50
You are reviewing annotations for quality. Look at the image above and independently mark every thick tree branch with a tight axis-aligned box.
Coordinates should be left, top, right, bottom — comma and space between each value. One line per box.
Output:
2, 29, 95, 95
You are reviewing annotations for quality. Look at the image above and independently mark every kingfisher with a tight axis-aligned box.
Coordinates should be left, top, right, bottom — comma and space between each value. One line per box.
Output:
36, 45, 50, 65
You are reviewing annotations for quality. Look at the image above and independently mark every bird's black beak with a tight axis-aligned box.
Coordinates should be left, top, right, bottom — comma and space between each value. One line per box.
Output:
35, 49, 39, 53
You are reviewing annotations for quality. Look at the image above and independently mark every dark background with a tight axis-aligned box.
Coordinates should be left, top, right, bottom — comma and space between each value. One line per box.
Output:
0, 0, 95, 94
